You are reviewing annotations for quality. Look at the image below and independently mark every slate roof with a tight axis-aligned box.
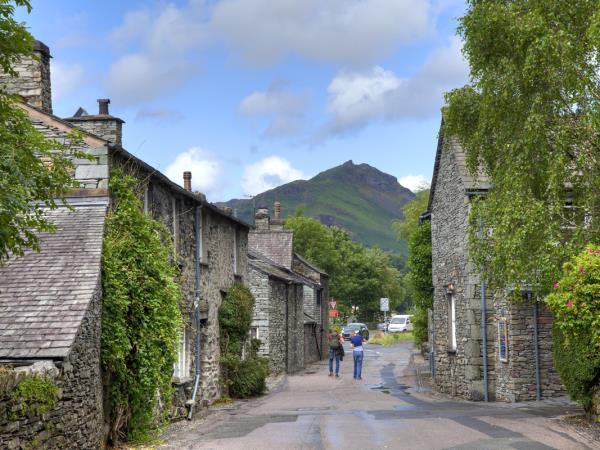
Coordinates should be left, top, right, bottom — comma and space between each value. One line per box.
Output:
0, 202, 106, 359
248, 251, 310, 285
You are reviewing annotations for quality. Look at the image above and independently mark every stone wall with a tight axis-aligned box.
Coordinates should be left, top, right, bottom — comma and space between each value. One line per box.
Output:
0, 40, 52, 113
111, 151, 249, 411
430, 140, 495, 401
304, 323, 322, 365
268, 280, 289, 373
493, 295, 565, 402
66, 116, 123, 147
0, 285, 103, 449
249, 268, 272, 362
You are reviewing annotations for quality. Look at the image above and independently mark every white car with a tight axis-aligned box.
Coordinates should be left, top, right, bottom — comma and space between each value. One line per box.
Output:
387, 315, 413, 333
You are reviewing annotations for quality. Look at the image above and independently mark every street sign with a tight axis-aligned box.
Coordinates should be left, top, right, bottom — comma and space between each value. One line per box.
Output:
329, 301, 337, 310
380, 298, 389, 312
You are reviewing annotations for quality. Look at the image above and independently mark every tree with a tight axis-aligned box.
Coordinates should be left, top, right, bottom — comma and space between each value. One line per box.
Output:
394, 190, 432, 344
284, 213, 404, 322
0, 0, 84, 263
444, 0, 600, 294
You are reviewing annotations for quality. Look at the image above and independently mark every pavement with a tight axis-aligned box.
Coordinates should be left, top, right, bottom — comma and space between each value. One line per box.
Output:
159, 340, 600, 450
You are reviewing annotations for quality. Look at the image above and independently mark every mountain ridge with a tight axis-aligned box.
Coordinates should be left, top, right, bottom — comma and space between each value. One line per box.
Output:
223, 160, 415, 255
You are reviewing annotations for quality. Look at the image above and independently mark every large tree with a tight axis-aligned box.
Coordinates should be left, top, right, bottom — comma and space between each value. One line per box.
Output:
0, 0, 83, 263
444, 0, 600, 294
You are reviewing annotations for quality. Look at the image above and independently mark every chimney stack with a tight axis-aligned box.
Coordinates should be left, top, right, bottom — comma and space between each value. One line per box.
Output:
274, 202, 281, 221
254, 207, 270, 230
183, 171, 192, 191
98, 98, 110, 115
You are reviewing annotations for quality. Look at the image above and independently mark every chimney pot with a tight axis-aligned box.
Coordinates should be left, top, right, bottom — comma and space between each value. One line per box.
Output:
98, 98, 110, 115
183, 171, 192, 191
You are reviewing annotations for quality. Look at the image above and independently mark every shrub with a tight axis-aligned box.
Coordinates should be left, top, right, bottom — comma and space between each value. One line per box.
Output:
219, 283, 268, 399
546, 245, 600, 416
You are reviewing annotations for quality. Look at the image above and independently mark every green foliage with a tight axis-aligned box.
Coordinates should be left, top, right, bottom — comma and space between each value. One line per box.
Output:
10, 374, 58, 418
0, 1, 88, 264
444, 0, 600, 294
369, 331, 414, 346
284, 213, 405, 321
219, 284, 268, 398
101, 170, 182, 444
395, 191, 432, 345
546, 246, 600, 414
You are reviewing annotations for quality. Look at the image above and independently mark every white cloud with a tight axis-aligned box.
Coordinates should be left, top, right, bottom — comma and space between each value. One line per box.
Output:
240, 81, 309, 137
106, 3, 206, 105
165, 148, 222, 197
318, 36, 469, 138
51, 62, 85, 101
210, 0, 432, 66
242, 156, 304, 195
399, 175, 430, 192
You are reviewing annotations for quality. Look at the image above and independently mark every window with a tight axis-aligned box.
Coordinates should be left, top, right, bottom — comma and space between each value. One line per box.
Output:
316, 289, 322, 306
448, 295, 457, 351
498, 319, 508, 362
233, 227, 239, 274
250, 327, 259, 340
173, 330, 187, 378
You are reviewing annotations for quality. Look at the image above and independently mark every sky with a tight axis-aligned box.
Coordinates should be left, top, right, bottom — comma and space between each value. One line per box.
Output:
18, 0, 469, 201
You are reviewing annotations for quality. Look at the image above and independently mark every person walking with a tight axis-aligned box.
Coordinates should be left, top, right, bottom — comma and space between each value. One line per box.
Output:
327, 329, 344, 377
350, 329, 364, 380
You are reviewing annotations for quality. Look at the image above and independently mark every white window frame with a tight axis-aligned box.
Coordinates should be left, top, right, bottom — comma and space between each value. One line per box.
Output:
173, 330, 187, 378
449, 294, 457, 351
250, 326, 259, 340
498, 319, 508, 362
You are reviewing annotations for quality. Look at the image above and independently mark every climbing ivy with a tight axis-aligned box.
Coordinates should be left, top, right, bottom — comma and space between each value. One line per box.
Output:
101, 170, 182, 444
219, 284, 268, 398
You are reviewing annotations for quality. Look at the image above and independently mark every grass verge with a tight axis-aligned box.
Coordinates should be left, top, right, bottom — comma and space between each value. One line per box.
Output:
368, 331, 414, 346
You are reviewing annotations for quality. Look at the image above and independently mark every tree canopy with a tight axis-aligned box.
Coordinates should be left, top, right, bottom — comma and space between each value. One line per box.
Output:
284, 212, 405, 322
0, 0, 84, 263
444, 0, 600, 294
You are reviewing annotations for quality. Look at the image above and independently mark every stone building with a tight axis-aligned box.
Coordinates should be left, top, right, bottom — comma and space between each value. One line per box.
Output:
0, 40, 250, 447
248, 204, 329, 372
425, 120, 564, 402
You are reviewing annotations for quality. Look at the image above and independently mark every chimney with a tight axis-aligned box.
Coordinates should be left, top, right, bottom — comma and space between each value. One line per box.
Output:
254, 207, 270, 230
98, 98, 110, 115
271, 201, 283, 230
183, 171, 192, 191
65, 98, 124, 146
0, 40, 53, 113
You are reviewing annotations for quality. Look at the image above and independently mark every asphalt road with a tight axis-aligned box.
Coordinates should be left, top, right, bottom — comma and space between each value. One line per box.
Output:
160, 340, 599, 450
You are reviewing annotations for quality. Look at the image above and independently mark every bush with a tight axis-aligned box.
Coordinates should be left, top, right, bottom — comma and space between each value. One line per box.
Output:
546, 245, 600, 416
552, 325, 600, 414
219, 284, 268, 399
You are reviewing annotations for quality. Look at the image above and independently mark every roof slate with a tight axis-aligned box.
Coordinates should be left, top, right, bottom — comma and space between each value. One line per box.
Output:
0, 204, 106, 359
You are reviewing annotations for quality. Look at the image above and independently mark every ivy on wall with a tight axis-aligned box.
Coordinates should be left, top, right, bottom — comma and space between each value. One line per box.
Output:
101, 170, 182, 444
219, 284, 268, 398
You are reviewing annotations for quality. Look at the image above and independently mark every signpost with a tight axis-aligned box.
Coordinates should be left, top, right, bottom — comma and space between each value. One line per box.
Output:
380, 298, 389, 333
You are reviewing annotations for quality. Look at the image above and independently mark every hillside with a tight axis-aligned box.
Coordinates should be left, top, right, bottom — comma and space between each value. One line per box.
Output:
223, 161, 415, 255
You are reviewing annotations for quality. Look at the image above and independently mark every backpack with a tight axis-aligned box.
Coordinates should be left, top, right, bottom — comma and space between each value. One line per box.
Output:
329, 334, 341, 350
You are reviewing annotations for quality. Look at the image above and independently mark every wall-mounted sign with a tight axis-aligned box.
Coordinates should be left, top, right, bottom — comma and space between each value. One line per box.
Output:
329, 301, 337, 310
380, 298, 389, 312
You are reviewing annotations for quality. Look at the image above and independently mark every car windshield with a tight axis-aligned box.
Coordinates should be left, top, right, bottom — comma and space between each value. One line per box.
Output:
390, 317, 406, 324
345, 324, 361, 330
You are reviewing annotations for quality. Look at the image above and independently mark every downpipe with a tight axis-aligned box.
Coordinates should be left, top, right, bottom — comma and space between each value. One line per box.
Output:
480, 275, 489, 402
531, 291, 541, 401
188, 205, 203, 420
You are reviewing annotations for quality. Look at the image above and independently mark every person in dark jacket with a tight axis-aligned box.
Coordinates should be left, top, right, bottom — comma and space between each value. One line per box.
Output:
350, 329, 364, 380
327, 330, 344, 377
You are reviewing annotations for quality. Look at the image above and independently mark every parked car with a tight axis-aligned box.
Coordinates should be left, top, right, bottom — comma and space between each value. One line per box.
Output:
387, 315, 413, 333
342, 323, 369, 340
377, 321, 389, 332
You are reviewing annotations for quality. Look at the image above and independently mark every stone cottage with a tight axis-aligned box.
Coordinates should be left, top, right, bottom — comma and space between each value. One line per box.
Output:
0, 40, 250, 447
425, 120, 564, 402
248, 204, 329, 372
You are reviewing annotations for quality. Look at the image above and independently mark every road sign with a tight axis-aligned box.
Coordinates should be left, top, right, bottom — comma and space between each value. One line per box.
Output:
380, 298, 389, 312
329, 301, 337, 310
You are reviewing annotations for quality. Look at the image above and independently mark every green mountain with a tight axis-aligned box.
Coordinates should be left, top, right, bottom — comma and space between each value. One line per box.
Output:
223, 160, 415, 255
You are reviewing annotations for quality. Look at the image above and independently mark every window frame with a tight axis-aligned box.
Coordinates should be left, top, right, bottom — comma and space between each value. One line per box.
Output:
448, 294, 457, 352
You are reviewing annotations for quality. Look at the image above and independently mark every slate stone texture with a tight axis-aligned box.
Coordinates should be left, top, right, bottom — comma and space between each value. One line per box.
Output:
0, 203, 106, 449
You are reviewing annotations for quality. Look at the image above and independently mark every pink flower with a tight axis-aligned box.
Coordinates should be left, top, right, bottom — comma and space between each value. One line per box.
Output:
595, 249, 600, 254
579, 266, 585, 274
588, 249, 595, 255
566, 300, 574, 309
553, 282, 559, 289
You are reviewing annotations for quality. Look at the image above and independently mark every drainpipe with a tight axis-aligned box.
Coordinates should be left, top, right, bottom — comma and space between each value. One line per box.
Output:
285, 284, 289, 373
188, 205, 203, 420
531, 291, 541, 401
480, 275, 489, 402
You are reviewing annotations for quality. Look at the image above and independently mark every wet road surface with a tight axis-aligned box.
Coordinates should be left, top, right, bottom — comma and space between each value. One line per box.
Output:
160, 341, 598, 450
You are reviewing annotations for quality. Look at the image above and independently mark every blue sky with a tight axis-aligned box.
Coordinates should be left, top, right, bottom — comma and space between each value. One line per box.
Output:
19, 0, 468, 201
